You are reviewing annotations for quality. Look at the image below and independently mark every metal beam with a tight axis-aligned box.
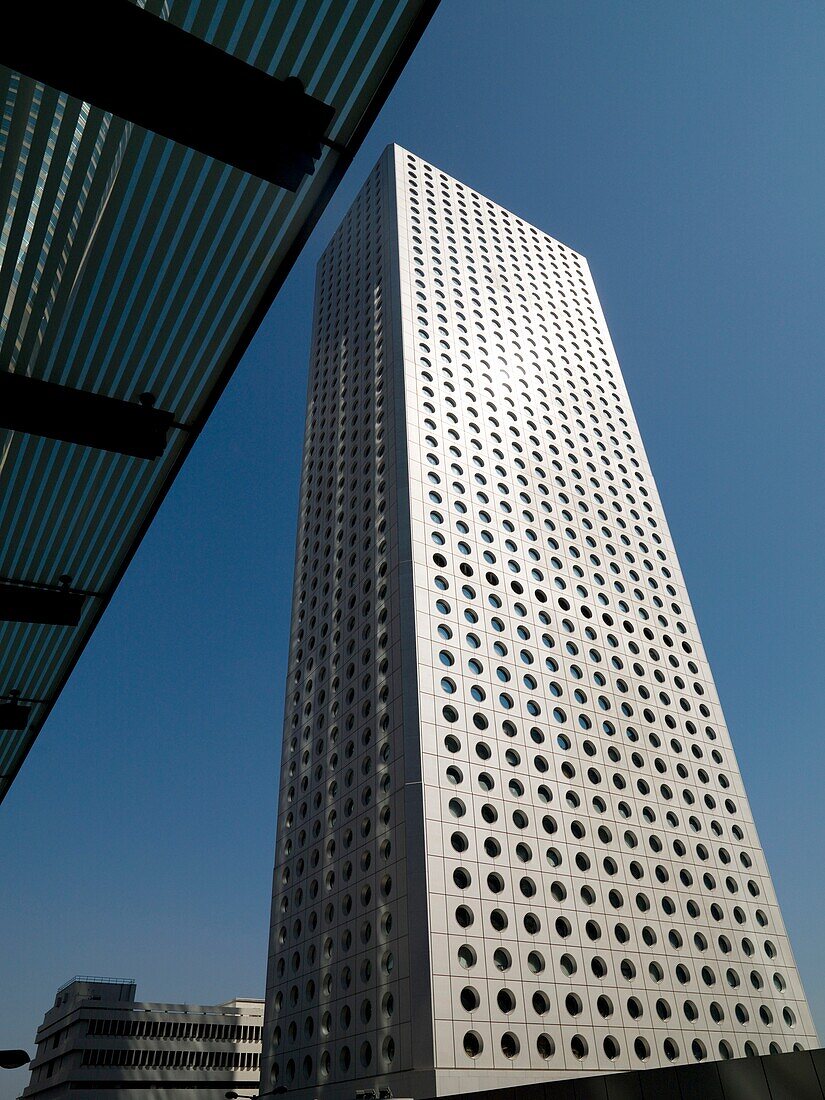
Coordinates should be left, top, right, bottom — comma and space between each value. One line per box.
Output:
0, 372, 175, 459
0, 581, 85, 627
2, 0, 335, 190
0, 699, 31, 731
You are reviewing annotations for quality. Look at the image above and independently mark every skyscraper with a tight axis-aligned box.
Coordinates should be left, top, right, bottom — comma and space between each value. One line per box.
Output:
262, 145, 816, 1099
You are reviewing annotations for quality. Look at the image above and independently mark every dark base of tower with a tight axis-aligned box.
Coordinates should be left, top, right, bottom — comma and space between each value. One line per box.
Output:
259, 1046, 825, 1100
416, 1045, 825, 1100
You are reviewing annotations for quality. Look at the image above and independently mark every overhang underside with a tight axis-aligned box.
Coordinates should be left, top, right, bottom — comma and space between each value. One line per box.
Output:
0, 0, 437, 803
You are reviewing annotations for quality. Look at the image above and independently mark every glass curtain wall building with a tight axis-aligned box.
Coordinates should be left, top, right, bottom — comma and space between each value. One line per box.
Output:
262, 145, 816, 1099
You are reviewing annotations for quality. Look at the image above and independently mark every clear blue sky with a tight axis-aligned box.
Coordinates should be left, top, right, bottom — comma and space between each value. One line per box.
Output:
2, 2, 824, 1092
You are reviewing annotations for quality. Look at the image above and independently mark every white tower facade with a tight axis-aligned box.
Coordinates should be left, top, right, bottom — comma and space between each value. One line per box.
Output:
262, 145, 816, 1099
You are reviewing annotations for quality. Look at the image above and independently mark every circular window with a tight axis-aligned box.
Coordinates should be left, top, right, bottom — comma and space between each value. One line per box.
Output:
570, 1034, 589, 1060
463, 1031, 483, 1058
663, 1038, 679, 1062
603, 1035, 620, 1061
559, 953, 577, 977
493, 948, 512, 971
455, 905, 474, 928
519, 876, 537, 897
537, 1033, 555, 1059
523, 912, 541, 934
501, 1032, 520, 1059
490, 908, 508, 931
692, 1039, 707, 1061
527, 950, 545, 974
451, 831, 468, 852
591, 956, 608, 979
457, 944, 476, 969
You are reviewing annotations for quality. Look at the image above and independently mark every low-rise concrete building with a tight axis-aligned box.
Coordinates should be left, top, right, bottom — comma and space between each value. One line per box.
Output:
21, 977, 262, 1100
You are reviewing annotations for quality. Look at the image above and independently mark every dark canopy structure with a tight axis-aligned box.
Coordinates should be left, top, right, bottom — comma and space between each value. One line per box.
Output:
0, 0, 438, 803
